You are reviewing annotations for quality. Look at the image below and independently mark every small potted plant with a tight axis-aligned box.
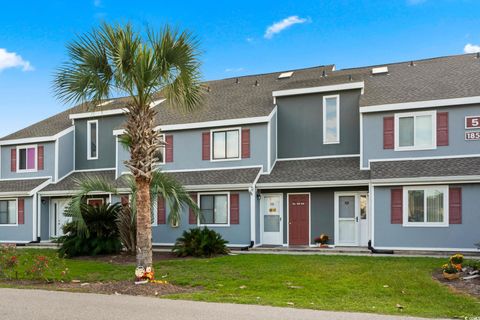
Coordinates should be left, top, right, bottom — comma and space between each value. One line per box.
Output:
450, 254, 464, 271
442, 262, 460, 280
314, 234, 329, 248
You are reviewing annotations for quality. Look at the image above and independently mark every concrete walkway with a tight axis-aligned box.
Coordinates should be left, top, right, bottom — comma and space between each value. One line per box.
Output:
0, 288, 439, 320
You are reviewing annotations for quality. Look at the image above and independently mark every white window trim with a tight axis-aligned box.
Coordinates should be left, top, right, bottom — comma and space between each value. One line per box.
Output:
87, 120, 99, 160
156, 134, 166, 165
197, 191, 231, 227
17, 145, 38, 173
0, 198, 18, 226
210, 127, 241, 162
394, 110, 437, 151
323, 95, 340, 144
86, 197, 105, 206
402, 185, 449, 227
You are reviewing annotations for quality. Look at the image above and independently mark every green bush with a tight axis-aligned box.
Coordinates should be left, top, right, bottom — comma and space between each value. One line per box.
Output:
173, 227, 229, 257
57, 203, 122, 257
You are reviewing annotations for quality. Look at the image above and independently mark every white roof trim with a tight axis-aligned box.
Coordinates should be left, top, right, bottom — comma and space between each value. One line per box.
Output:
360, 95, 480, 113
183, 184, 251, 191
256, 180, 370, 189
371, 175, 480, 185
272, 81, 364, 98
0, 126, 74, 146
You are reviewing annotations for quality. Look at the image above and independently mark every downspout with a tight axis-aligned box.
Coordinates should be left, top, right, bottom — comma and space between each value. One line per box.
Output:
368, 240, 393, 254
242, 168, 263, 251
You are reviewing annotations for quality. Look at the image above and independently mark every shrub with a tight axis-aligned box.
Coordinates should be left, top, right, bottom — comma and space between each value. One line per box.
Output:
22, 253, 69, 282
0, 245, 18, 279
57, 203, 122, 257
173, 228, 229, 257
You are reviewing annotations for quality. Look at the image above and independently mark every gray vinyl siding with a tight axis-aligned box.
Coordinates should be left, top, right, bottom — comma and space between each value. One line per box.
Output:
1, 143, 55, 180
152, 190, 251, 246
276, 90, 361, 158
75, 115, 125, 170
0, 196, 33, 242
362, 104, 480, 168
373, 184, 480, 249
40, 197, 50, 240
58, 130, 74, 180
259, 187, 367, 245
269, 111, 277, 169
117, 123, 269, 174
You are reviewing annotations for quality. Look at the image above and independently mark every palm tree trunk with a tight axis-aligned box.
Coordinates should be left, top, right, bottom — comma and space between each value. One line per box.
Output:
135, 177, 152, 267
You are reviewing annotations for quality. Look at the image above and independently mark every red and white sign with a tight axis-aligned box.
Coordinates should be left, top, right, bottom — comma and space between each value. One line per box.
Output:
465, 131, 480, 141
465, 116, 480, 129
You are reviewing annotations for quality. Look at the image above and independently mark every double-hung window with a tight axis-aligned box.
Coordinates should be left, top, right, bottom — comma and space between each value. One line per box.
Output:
0, 200, 17, 225
323, 95, 340, 144
403, 186, 448, 227
212, 129, 240, 160
395, 111, 436, 151
17, 145, 37, 172
199, 193, 229, 226
87, 120, 98, 160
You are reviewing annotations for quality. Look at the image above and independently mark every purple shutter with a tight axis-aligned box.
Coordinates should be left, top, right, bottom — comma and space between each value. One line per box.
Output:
230, 193, 240, 224
202, 132, 210, 160
449, 187, 462, 224
383, 117, 394, 149
165, 135, 174, 163
437, 112, 449, 146
157, 195, 166, 224
391, 188, 403, 224
241, 129, 250, 159
189, 193, 198, 224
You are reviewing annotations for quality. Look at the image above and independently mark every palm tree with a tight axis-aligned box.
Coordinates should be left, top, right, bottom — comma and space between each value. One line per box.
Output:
64, 171, 198, 255
53, 23, 203, 269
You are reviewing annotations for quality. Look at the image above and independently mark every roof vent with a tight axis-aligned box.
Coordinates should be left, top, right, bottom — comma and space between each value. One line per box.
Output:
235, 78, 239, 84
322, 70, 327, 77
207, 86, 211, 92
278, 71, 293, 79
477, 52, 480, 59
371, 66, 388, 75
409, 61, 415, 67
348, 74, 353, 81
97, 100, 113, 107
254, 80, 259, 86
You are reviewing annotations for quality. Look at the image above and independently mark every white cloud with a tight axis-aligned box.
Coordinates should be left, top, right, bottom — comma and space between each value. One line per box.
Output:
225, 67, 244, 73
264, 15, 309, 39
246, 37, 254, 43
464, 43, 480, 53
0, 48, 34, 72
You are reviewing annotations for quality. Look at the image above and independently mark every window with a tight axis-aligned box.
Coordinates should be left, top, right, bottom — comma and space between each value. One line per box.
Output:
323, 95, 340, 144
17, 145, 37, 172
86, 198, 104, 207
0, 200, 17, 225
403, 186, 448, 227
212, 129, 240, 160
154, 134, 165, 165
87, 120, 98, 160
395, 111, 436, 151
199, 193, 229, 225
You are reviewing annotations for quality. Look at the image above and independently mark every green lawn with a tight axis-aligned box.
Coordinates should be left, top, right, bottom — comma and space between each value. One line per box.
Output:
3, 249, 480, 318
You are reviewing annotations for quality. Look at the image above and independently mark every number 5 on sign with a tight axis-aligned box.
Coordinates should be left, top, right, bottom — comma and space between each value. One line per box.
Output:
466, 116, 480, 129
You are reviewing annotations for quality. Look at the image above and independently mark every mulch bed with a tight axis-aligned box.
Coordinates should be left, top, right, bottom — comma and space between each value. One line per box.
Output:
0, 279, 199, 297
72, 251, 190, 265
433, 270, 480, 298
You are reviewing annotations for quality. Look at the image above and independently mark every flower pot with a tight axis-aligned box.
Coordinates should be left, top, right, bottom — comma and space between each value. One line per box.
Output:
443, 272, 459, 280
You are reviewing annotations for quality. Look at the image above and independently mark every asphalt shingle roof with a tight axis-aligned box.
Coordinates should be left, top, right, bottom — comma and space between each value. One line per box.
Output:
41, 170, 128, 192
370, 157, 480, 180
0, 178, 49, 193
257, 157, 370, 184
165, 167, 261, 187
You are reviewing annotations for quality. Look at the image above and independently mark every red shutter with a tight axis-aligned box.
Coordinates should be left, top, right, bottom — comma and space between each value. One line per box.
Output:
391, 188, 403, 224
449, 187, 462, 224
18, 198, 24, 225
189, 192, 198, 224
157, 195, 166, 224
383, 116, 394, 149
202, 132, 210, 160
230, 193, 240, 224
38, 145, 44, 170
165, 135, 174, 163
11, 148, 16, 172
437, 112, 449, 146
241, 129, 250, 159
120, 195, 129, 206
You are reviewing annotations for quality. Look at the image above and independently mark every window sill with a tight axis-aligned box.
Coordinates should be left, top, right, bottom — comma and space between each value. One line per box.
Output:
210, 158, 241, 162
17, 169, 38, 173
402, 223, 449, 228
0, 224, 19, 227
323, 141, 340, 145
198, 224, 231, 228
394, 146, 437, 152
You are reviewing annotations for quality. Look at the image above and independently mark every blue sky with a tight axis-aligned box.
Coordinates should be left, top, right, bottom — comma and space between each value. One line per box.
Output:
0, 0, 479, 137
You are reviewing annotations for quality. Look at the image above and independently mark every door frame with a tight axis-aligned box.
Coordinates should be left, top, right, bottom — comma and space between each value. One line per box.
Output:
334, 191, 369, 246
260, 193, 284, 245
49, 198, 70, 238
287, 193, 311, 246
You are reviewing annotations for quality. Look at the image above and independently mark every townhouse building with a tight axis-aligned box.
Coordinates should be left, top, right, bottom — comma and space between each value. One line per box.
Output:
1, 53, 479, 252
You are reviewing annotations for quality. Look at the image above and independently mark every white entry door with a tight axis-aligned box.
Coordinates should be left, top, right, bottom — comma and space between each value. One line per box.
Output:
261, 194, 283, 245
50, 199, 71, 237
334, 192, 369, 246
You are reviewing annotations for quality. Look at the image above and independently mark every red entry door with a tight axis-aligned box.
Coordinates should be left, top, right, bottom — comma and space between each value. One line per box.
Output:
288, 194, 310, 245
